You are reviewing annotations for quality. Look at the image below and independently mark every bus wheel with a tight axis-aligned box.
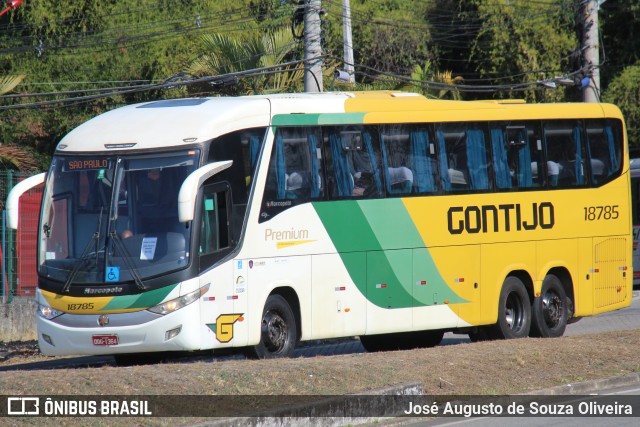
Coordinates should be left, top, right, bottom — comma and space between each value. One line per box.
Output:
468, 326, 493, 342
492, 276, 531, 339
419, 330, 445, 348
247, 294, 297, 359
530, 274, 568, 338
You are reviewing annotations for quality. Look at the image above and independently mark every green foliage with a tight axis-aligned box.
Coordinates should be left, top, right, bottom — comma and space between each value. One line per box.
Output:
324, 0, 433, 78
470, 0, 575, 102
0, 0, 638, 168
0, 0, 240, 159
602, 64, 640, 148
187, 27, 304, 95
600, 1, 640, 88
405, 61, 464, 100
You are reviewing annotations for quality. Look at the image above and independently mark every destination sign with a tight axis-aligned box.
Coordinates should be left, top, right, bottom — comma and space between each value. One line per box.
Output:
65, 159, 109, 171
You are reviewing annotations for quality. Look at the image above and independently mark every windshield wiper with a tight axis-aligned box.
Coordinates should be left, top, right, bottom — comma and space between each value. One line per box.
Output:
109, 231, 147, 291
61, 207, 105, 293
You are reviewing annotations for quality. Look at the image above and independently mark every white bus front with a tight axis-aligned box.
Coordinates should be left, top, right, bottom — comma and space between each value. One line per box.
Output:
35, 150, 209, 356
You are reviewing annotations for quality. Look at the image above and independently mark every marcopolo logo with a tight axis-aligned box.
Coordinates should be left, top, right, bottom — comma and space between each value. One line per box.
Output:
447, 202, 555, 235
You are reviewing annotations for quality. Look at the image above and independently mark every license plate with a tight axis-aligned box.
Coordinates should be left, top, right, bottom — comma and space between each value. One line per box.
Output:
92, 335, 118, 346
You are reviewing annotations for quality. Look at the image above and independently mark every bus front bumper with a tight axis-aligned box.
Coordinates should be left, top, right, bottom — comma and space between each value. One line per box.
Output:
37, 305, 203, 356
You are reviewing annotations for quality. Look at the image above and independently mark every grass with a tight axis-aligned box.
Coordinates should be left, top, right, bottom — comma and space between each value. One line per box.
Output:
1, 329, 639, 426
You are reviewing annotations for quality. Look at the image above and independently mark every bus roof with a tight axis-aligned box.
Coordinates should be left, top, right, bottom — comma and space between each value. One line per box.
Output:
56, 91, 623, 153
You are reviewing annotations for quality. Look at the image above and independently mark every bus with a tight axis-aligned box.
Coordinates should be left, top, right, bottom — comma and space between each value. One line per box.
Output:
6, 92, 632, 361
631, 158, 640, 287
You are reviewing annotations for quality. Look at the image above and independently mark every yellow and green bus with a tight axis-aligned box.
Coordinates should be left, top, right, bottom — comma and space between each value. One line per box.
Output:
6, 92, 632, 361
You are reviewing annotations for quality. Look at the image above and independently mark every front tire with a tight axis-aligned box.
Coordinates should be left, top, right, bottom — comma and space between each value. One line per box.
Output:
246, 294, 297, 359
491, 276, 531, 339
530, 274, 568, 338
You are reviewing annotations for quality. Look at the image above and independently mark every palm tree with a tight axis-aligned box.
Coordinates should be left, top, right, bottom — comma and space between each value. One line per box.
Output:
1, 74, 39, 172
400, 61, 464, 100
187, 28, 304, 95
0, 74, 24, 95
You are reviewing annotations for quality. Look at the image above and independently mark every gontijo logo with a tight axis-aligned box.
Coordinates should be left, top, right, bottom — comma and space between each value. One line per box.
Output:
448, 202, 555, 234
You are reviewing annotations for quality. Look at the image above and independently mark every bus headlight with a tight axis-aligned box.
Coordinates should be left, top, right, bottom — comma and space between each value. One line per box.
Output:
37, 303, 64, 320
147, 284, 209, 315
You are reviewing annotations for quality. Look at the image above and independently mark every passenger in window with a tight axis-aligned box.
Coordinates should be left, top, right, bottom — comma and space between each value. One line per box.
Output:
285, 171, 308, 199
351, 149, 378, 197
547, 161, 560, 186
388, 166, 413, 193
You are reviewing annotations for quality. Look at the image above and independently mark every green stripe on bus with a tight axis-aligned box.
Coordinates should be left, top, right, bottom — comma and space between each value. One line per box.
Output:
313, 199, 466, 308
101, 283, 179, 311
271, 113, 366, 126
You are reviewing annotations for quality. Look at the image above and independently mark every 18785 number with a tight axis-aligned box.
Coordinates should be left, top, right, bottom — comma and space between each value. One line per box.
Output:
584, 205, 619, 221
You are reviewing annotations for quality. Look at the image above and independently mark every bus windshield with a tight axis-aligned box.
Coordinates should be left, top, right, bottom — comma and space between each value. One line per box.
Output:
39, 150, 200, 286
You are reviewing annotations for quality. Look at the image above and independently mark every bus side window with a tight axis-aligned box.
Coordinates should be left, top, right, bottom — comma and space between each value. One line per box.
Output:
324, 126, 383, 198
543, 120, 587, 187
199, 185, 230, 257
379, 125, 437, 195
500, 124, 542, 190
586, 120, 622, 185
263, 127, 324, 202
437, 124, 489, 192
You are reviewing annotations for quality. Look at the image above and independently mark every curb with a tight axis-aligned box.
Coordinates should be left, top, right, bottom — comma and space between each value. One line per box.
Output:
528, 371, 640, 395
188, 382, 423, 427
186, 372, 640, 427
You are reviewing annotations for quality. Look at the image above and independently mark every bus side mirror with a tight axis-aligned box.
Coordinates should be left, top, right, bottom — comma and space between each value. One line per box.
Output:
5, 172, 46, 230
178, 160, 232, 223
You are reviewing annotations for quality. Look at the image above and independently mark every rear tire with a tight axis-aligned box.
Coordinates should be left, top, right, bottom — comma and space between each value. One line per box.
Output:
468, 326, 493, 342
530, 274, 568, 338
245, 294, 297, 359
491, 276, 531, 339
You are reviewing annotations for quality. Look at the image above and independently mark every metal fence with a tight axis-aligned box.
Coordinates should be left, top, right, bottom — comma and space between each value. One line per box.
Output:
1, 170, 44, 303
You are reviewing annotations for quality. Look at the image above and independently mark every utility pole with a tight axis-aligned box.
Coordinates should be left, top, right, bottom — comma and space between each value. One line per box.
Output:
582, 0, 601, 103
342, 0, 355, 84
304, 0, 323, 92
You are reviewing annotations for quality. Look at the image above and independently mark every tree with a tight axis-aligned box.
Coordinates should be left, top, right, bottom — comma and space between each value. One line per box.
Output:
322, 0, 435, 82
187, 27, 304, 95
0, 0, 232, 158
602, 64, 640, 149
0, 74, 23, 95
397, 60, 463, 100
600, 1, 640, 89
469, 0, 576, 102
0, 74, 41, 171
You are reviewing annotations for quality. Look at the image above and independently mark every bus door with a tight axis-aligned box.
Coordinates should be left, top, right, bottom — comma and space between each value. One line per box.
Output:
198, 182, 240, 348
365, 249, 413, 334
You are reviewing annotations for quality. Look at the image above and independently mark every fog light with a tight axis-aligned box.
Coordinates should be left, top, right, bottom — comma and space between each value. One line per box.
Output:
165, 325, 182, 341
42, 334, 54, 346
